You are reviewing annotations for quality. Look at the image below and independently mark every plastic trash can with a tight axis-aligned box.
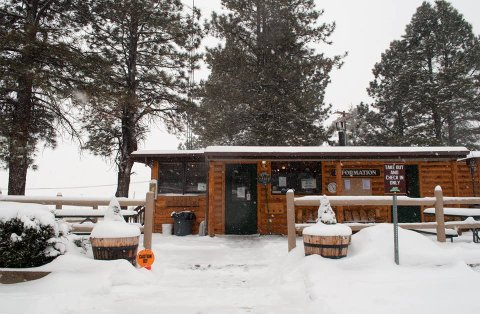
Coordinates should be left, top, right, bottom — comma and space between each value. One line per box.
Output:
171, 211, 196, 236
162, 223, 173, 236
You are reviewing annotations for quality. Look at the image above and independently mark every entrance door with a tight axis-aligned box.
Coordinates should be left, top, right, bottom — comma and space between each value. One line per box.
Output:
225, 164, 258, 234
395, 165, 421, 223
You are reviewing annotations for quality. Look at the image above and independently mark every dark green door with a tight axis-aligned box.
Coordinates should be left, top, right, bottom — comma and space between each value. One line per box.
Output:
395, 165, 421, 223
225, 164, 258, 234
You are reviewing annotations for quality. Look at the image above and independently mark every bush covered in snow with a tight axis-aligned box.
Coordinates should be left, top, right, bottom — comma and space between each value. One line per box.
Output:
0, 202, 69, 268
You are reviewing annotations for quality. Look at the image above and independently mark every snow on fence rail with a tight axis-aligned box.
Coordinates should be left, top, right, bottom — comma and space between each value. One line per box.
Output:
0, 195, 146, 207
0, 180, 158, 250
286, 186, 480, 252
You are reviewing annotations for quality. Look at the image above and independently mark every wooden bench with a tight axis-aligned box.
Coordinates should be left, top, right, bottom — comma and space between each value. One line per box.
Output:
423, 207, 480, 243
343, 209, 385, 223
411, 228, 458, 242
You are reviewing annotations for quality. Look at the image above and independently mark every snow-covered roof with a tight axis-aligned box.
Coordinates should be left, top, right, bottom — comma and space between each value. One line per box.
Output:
204, 146, 467, 154
132, 146, 469, 161
466, 151, 480, 159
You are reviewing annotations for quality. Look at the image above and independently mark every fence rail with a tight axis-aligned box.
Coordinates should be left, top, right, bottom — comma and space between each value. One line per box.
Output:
0, 195, 146, 207
286, 186, 480, 252
0, 188, 156, 250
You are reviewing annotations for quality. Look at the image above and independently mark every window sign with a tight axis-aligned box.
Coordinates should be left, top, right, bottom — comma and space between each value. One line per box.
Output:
279, 176, 287, 187
237, 187, 246, 199
197, 183, 207, 191
344, 179, 351, 191
362, 179, 371, 190
301, 178, 317, 189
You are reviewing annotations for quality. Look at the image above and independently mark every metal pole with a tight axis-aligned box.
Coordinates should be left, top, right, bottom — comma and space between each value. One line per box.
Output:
393, 193, 399, 265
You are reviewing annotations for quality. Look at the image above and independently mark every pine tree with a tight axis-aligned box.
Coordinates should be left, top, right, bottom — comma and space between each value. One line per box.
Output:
194, 0, 343, 146
356, 1, 480, 148
80, 0, 202, 197
0, 0, 93, 195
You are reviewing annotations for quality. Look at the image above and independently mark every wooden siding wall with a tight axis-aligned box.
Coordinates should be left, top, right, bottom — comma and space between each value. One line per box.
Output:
154, 195, 206, 233
208, 162, 225, 235
151, 161, 206, 234
153, 158, 480, 235
322, 161, 390, 223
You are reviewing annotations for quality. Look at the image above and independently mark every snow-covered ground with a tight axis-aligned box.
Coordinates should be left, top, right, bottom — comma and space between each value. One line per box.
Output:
1, 225, 480, 314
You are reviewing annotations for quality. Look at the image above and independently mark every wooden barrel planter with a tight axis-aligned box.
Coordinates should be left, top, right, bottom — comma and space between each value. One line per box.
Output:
303, 234, 351, 259
90, 236, 139, 266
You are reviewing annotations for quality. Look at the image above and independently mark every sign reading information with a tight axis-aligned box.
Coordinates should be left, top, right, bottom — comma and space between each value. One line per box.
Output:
384, 163, 406, 194
331, 169, 380, 177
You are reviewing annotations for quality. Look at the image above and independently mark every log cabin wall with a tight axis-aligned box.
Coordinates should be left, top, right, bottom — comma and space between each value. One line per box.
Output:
151, 160, 207, 234
151, 157, 477, 235
208, 161, 225, 235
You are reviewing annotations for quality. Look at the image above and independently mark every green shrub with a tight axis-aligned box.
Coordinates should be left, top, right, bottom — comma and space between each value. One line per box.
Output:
0, 217, 67, 268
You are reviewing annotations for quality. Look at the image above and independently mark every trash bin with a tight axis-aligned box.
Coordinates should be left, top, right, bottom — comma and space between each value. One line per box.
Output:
171, 211, 196, 236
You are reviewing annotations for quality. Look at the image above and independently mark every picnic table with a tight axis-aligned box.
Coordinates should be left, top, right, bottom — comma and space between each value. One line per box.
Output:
54, 208, 138, 224
423, 207, 480, 243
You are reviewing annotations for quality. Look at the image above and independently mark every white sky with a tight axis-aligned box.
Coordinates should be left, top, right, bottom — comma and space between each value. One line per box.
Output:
1, 0, 479, 197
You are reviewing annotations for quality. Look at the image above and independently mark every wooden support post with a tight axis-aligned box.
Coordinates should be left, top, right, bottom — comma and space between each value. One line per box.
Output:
149, 180, 158, 199
143, 191, 154, 250
286, 189, 296, 252
56, 192, 62, 210
335, 162, 344, 222
434, 186, 446, 243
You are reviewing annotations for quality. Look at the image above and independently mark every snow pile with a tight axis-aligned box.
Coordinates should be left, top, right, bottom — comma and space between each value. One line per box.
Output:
90, 198, 140, 239
0, 201, 56, 227
316, 195, 336, 224
348, 224, 453, 266
303, 195, 352, 236
303, 223, 352, 236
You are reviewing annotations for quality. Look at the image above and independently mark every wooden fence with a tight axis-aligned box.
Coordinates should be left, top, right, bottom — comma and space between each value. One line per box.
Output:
286, 186, 480, 252
0, 181, 157, 250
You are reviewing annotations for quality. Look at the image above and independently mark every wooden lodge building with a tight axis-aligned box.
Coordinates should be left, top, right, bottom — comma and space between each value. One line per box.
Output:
132, 147, 480, 236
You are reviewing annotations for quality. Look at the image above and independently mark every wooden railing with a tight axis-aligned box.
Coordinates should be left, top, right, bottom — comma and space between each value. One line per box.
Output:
0, 180, 158, 250
286, 186, 480, 252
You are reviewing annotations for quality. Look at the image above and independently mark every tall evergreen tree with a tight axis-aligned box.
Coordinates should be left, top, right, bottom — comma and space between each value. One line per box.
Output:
356, 1, 480, 148
80, 0, 201, 197
0, 0, 92, 195
194, 0, 343, 146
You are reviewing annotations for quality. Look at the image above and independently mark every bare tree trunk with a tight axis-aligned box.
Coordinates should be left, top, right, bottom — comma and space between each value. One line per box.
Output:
446, 109, 456, 145
8, 5, 37, 195
7, 77, 32, 195
115, 15, 139, 198
427, 57, 443, 143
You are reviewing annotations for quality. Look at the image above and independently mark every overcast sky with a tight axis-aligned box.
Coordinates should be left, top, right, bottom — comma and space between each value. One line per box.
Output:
1, 0, 479, 197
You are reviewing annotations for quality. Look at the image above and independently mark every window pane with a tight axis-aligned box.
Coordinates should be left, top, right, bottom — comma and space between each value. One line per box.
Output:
185, 162, 208, 194
271, 161, 321, 195
158, 163, 184, 194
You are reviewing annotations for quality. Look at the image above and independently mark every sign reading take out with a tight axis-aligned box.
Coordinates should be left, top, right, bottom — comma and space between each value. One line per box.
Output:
384, 163, 406, 194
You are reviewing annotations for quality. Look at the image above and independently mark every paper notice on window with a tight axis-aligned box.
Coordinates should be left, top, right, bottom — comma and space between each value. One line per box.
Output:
362, 179, 371, 190
344, 179, 351, 191
301, 178, 316, 189
237, 187, 246, 198
279, 176, 287, 187
197, 183, 207, 191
